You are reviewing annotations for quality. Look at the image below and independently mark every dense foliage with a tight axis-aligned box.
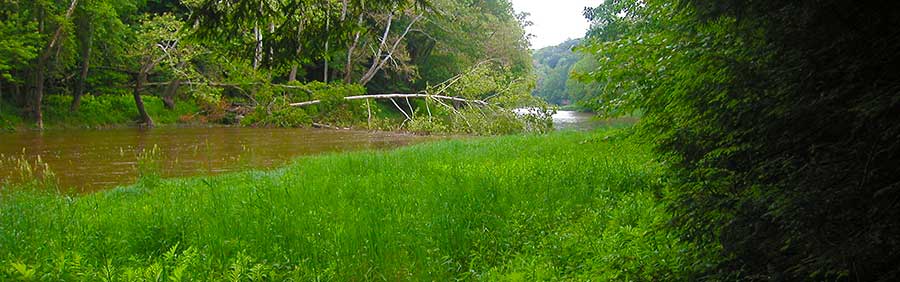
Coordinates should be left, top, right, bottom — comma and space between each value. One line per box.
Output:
530, 38, 604, 109
0, 0, 542, 132
0, 129, 712, 281
531, 39, 581, 105
579, 0, 900, 280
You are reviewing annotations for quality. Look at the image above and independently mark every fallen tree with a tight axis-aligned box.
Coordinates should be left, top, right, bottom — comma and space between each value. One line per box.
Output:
287, 93, 488, 107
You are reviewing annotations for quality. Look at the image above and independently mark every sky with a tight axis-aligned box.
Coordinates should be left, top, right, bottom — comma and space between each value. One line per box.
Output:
510, 0, 604, 49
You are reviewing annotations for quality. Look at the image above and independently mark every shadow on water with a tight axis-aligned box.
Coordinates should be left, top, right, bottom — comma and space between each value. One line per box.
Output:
0, 127, 439, 193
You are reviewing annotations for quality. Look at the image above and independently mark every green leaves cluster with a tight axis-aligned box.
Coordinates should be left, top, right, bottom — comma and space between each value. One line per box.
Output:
578, 0, 900, 280
406, 61, 552, 135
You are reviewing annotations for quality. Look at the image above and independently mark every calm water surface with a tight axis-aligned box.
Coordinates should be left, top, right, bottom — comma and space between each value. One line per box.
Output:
1, 127, 439, 192
552, 111, 637, 131
1, 113, 625, 192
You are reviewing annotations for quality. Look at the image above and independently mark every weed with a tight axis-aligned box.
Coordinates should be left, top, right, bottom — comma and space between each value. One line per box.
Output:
0, 129, 715, 280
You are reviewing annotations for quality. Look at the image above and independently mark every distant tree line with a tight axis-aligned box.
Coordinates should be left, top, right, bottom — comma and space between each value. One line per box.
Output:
531, 38, 603, 108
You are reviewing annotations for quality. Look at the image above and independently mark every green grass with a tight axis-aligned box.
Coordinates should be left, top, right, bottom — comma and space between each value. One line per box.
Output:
1, 94, 199, 130
0, 129, 713, 281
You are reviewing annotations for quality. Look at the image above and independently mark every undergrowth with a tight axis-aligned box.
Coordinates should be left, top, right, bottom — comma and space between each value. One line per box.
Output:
42, 95, 199, 128
0, 95, 199, 130
0, 129, 716, 280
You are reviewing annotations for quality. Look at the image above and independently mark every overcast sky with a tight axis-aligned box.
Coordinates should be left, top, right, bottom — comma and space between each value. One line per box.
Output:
510, 0, 603, 49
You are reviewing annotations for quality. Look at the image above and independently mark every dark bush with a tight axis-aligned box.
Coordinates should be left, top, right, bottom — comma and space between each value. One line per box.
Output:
581, 0, 900, 280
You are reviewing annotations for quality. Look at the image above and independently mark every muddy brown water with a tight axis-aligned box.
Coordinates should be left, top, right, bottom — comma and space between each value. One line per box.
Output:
0, 112, 623, 193
0, 127, 440, 193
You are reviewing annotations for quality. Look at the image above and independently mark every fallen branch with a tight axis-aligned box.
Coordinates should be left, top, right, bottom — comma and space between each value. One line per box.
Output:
289, 94, 488, 107
389, 98, 411, 121
430, 96, 471, 128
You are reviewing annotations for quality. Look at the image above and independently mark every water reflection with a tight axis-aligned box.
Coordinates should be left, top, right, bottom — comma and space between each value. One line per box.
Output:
552, 111, 637, 131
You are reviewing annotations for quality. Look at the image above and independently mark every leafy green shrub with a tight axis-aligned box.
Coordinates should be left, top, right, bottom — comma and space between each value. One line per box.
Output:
580, 0, 900, 280
242, 104, 312, 127
242, 82, 371, 128
406, 116, 449, 134
36, 94, 198, 128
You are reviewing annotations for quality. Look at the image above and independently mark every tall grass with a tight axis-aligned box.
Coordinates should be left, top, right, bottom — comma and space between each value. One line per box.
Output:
0, 129, 714, 281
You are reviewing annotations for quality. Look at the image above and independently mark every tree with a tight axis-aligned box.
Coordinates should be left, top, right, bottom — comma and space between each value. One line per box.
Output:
128, 13, 189, 127
0, 2, 42, 107
580, 0, 900, 280
32, 0, 80, 129
403, 0, 533, 93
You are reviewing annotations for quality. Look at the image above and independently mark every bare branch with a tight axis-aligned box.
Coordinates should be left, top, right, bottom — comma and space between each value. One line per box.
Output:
359, 12, 424, 85
289, 93, 488, 107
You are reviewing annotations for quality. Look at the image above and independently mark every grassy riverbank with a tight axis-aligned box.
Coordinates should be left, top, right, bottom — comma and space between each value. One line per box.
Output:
0, 129, 714, 280
0, 95, 199, 131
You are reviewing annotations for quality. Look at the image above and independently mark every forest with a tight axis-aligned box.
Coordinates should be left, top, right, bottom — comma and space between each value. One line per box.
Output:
1, 0, 549, 134
2, 0, 899, 281
531, 38, 600, 111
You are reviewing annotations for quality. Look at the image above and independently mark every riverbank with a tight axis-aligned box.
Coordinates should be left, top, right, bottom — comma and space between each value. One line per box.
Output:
0, 95, 200, 131
1, 92, 554, 135
0, 129, 714, 280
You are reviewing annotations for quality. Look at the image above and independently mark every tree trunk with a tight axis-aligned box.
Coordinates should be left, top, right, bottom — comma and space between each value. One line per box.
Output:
253, 23, 262, 69
359, 13, 423, 86
344, 31, 359, 83
253, 1, 264, 70
33, 60, 46, 129
162, 81, 179, 110
72, 32, 91, 112
13, 74, 21, 106
344, 14, 364, 83
32, 0, 79, 129
72, 13, 92, 112
133, 72, 154, 127
289, 93, 488, 107
360, 12, 393, 85
289, 65, 298, 82
162, 61, 186, 110
324, 2, 330, 83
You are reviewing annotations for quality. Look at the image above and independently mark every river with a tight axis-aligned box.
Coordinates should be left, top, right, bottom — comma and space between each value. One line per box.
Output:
552, 111, 638, 131
0, 111, 621, 192
0, 127, 439, 192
